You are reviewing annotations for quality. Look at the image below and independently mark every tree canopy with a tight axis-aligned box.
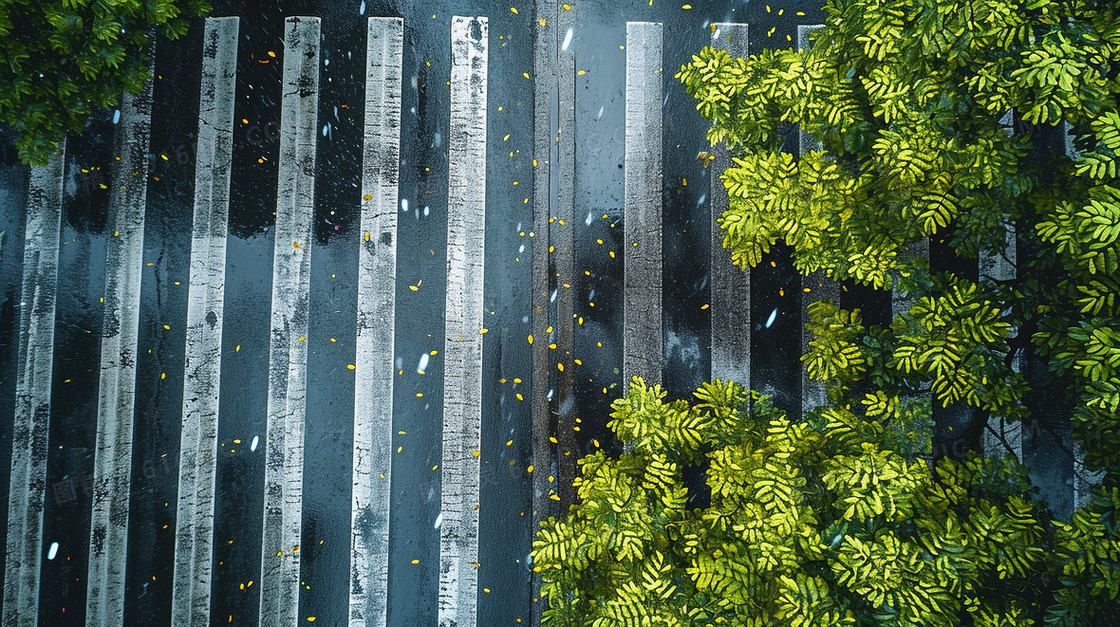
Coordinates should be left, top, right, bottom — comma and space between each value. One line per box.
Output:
534, 0, 1120, 623
0, 0, 210, 165
678, 0, 1120, 471
532, 379, 1120, 625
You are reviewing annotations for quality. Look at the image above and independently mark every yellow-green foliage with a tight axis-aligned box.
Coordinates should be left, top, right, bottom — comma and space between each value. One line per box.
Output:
677, 0, 1120, 474
531, 378, 1097, 626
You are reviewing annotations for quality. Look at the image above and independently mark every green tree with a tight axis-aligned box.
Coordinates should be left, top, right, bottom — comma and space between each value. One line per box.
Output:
533, 0, 1120, 624
532, 379, 1120, 625
677, 0, 1120, 472
0, 0, 211, 165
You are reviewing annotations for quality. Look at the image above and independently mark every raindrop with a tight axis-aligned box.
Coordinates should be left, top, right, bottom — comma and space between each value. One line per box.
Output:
546, 388, 554, 401
434, 512, 443, 529
322, 124, 329, 137
251, 436, 259, 452
401, 199, 409, 212
550, 289, 557, 303
433, 132, 442, 147
359, 0, 366, 13
522, 315, 529, 323
423, 206, 430, 216
698, 193, 707, 205
112, 110, 120, 124
562, 28, 573, 51
518, 244, 525, 253
585, 211, 593, 226
765, 307, 779, 329
418, 353, 430, 372
47, 542, 58, 560
597, 105, 604, 119
396, 356, 404, 370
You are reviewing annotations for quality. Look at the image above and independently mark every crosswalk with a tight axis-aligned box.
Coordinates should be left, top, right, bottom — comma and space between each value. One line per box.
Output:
438, 15, 488, 627
171, 16, 238, 627
349, 16, 403, 627
85, 61, 156, 627
0, 6, 1099, 627
3, 144, 64, 627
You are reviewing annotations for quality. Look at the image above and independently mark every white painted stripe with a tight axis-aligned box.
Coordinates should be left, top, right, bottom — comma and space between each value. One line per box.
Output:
710, 22, 749, 58
85, 55, 155, 627
892, 238, 928, 317
2, 144, 65, 627
349, 16, 402, 627
1072, 440, 1104, 510
980, 112, 1021, 460
1063, 119, 1100, 508
259, 16, 319, 627
708, 23, 750, 390
171, 16, 238, 627
796, 24, 839, 414
439, 15, 487, 627
623, 22, 663, 390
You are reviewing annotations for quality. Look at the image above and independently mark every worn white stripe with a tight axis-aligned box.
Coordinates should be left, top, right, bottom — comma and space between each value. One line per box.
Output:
796, 24, 839, 414
85, 55, 155, 627
979, 111, 1021, 461
1063, 119, 1101, 508
259, 16, 319, 627
623, 22, 663, 390
2, 144, 65, 627
708, 23, 750, 389
170, 16, 238, 627
349, 16, 403, 627
1072, 440, 1103, 510
892, 238, 928, 318
439, 16, 487, 627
